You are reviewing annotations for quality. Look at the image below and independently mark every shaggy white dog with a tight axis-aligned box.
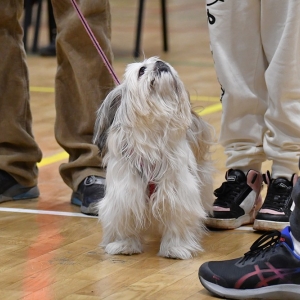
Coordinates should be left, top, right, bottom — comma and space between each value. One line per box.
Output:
93, 57, 214, 259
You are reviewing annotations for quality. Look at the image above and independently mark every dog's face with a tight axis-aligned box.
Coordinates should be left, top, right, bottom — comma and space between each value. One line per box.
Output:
122, 57, 189, 119
125, 57, 177, 96
93, 57, 193, 155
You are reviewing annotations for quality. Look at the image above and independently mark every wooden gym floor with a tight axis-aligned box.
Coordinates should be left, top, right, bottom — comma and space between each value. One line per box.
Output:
0, 1, 272, 299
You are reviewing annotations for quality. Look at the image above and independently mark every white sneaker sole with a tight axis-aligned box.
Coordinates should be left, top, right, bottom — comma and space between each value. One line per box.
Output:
253, 219, 289, 231
205, 213, 254, 230
199, 277, 300, 300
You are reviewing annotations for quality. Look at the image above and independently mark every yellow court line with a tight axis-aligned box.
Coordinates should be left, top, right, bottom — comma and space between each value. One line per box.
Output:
37, 151, 68, 167
30, 86, 55, 93
196, 102, 222, 116
190, 95, 219, 102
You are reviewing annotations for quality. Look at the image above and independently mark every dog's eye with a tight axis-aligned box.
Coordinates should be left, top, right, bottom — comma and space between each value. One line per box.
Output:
138, 66, 146, 78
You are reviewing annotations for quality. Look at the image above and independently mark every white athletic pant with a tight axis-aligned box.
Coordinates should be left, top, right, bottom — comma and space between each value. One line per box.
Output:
206, 0, 300, 178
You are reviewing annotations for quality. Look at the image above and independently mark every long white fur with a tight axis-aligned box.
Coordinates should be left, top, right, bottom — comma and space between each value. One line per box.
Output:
93, 57, 214, 259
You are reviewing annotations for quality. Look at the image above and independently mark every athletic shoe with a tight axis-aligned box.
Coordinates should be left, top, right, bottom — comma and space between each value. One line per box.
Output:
205, 169, 263, 229
71, 175, 105, 216
253, 171, 297, 231
199, 226, 300, 300
0, 169, 39, 202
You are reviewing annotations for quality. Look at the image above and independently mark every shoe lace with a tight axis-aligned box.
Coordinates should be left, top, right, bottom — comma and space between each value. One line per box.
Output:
263, 181, 292, 210
214, 181, 244, 206
240, 230, 281, 264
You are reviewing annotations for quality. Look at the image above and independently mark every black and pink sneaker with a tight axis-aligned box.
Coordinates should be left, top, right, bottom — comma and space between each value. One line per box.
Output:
199, 226, 300, 299
254, 172, 297, 232
206, 169, 263, 229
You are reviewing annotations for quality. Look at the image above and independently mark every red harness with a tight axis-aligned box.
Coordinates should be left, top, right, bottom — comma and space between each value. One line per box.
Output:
148, 182, 156, 197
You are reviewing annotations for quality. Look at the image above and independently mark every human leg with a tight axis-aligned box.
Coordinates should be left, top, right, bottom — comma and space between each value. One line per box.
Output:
205, 0, 267, 228
51, 0, 115, 214
0, 0, 42, 201
254, 0, 300, 231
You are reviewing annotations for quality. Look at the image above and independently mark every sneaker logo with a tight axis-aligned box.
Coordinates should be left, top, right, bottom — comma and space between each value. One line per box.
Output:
227, 176, 236, 182
84, 176, 95, 186
278, 183, 288, 188
234, 262, 300, 289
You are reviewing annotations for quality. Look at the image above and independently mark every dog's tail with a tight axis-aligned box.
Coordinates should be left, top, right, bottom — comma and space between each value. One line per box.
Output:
187, 111, 214, 163
188, 111, 215, 212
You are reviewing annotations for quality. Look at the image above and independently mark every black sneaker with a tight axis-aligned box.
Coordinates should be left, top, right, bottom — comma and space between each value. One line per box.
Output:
70, 175, 105, 216
0, 170, 39, 202
253, 172, 297, 232
199, 226, 300, 300
205, 169, 263, 229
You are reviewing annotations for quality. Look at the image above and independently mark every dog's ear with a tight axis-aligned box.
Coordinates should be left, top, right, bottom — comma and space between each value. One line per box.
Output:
93, 87, 122, 157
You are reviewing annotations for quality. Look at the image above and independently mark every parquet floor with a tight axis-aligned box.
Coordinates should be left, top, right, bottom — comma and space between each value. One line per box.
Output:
0, 1, 272, 299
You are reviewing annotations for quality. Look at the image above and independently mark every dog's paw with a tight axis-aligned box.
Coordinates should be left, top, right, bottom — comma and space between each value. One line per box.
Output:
105, 239, 143, 255
158, 247, 194, 260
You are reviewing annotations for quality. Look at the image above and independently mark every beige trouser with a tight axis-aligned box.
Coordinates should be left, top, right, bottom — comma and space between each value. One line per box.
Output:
0, 0, 114, 191
206, 0, 300, 178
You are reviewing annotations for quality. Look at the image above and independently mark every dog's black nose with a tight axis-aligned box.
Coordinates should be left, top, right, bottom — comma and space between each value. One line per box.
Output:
155, 61, 170, 73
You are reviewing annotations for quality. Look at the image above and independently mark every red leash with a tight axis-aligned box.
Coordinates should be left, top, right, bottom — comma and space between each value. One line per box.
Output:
70, 0, 120, 86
